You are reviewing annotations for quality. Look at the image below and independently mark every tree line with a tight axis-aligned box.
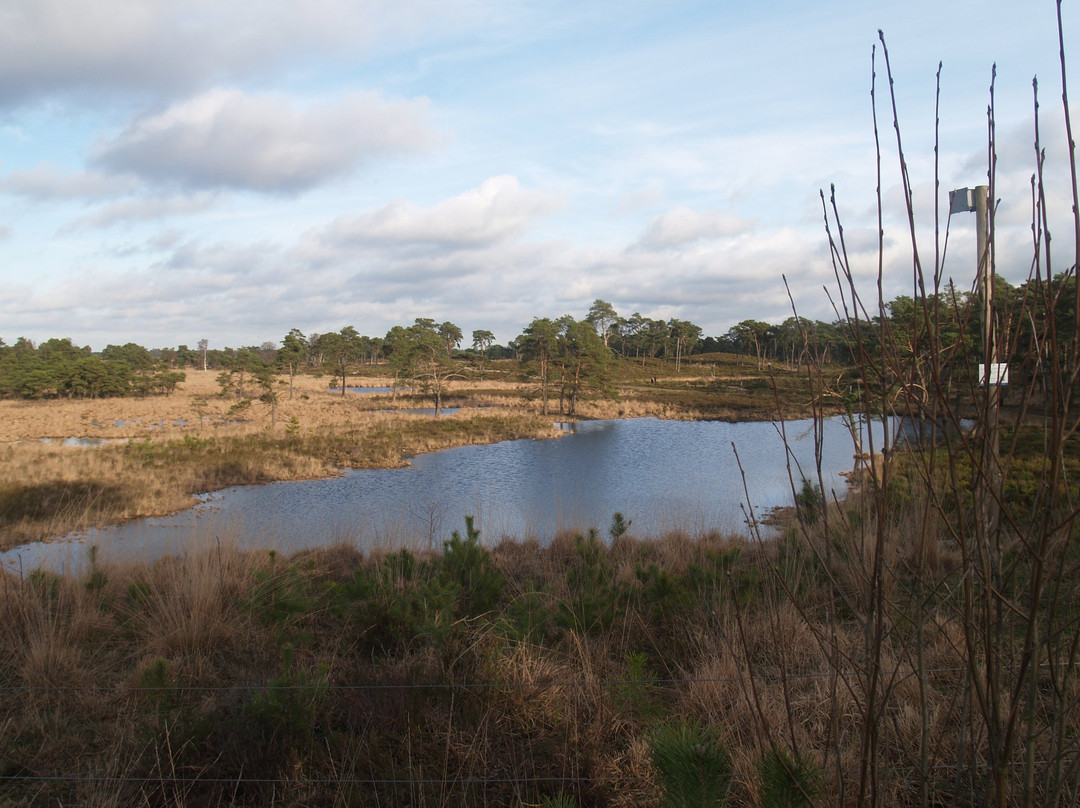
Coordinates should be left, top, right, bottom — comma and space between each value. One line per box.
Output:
0, 337, 185, 400
4, 274, 1075, 404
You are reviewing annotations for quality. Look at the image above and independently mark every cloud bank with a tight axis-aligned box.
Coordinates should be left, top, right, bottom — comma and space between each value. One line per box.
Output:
94, 89, 436, 193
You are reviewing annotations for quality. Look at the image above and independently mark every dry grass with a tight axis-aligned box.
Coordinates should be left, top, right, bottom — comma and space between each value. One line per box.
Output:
0, 359, 821, 549
0, 516, 1051, 807
0, 373, 563, 548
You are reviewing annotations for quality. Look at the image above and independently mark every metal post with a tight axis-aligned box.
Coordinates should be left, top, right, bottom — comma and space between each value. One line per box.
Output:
974, 185, 1001, 548
975, 186, 992, 388
949, 184, 1001, 545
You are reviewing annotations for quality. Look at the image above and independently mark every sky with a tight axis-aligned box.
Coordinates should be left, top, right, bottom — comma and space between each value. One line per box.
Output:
0, 0, 1076, 351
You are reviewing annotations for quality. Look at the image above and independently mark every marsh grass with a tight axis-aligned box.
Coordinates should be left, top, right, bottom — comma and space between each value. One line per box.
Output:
4, 12, 1078, 806
0, 407, 562, 548
0, 351, 822, 549
1, 514, 1027, 807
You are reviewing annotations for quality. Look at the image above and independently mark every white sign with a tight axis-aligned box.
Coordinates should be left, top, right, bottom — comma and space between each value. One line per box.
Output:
978, 363, 1009, 386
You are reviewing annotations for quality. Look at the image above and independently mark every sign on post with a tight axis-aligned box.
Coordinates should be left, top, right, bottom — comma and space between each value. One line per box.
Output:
950, 187, 977, 214
978, 363, 1009, 386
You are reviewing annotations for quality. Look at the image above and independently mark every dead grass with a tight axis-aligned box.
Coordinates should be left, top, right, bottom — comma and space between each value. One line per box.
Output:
0, 374, 563, 548
129, 546, 252, 669
0, 519, 1034, 807
0, 357, 824, 550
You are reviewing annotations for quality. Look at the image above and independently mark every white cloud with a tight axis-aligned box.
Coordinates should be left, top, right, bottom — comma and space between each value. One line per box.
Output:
64, 193, 220, 230
611, 187, 664, 216
318, 175, 562, 248
0, 164, 139, 200
93, 88, 436, 193
638, 206, 755, 248
0, 0, 483, 106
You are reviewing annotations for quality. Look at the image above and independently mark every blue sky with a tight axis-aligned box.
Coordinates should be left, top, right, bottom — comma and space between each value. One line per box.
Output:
0, 0, 1075, 351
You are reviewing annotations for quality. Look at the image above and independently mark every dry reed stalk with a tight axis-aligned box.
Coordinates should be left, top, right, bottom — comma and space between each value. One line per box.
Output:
126, 542, 253, 674
747, 12, 1080, 805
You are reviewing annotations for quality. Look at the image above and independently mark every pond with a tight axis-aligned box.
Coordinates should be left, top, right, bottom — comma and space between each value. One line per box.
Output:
1, 415, 886, 574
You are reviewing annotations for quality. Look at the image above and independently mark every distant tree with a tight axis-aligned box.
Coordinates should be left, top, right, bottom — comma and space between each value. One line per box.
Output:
365, 336, 384, 365
68, 356, 117, 398
641, 318, 670, 363
318, 327, 365, 396
389, 319, 462, 414
381, 325, 408, 363
557, 319, 615, 416
698, 336, 723, 354
518, 317, 562, 415
587, 299, 619, 347
258, 341, 278, 365
40, 337, 90, 364
198, 338, 209, 372
217, 347, 265, 399
730, 320, 771, 370
667, 319, 702, 373
439, 321, 463, 357
472, 329, 495, 355
255, 364, 280, 430
101, 342, 155, 371
472, 329, 495, 376
155, 346, 177, 367
306, 332, 323, 366
608, 316, 629, 356
277, 328, 307, 399
175, 344, 197, 368
620, 313, 646, 361
773, 316, 808, 369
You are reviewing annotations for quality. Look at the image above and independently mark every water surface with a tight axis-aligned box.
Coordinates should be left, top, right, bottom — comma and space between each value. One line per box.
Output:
2, 416, 880, 574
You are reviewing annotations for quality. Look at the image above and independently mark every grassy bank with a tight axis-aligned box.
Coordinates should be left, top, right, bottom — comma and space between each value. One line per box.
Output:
1, 493, 1072, 807
0, 357, 826, 549
0, 404, 561, 549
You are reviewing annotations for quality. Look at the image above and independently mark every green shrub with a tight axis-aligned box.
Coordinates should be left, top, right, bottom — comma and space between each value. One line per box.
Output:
441, 515, 504, 617
615, 650, 665, 722
556, 529, 624, 633
794, 478, 823, 525
242, 552, 315, 627
610, 511, 632, 539
756, 747, 822, 808
648, 719, 732, 808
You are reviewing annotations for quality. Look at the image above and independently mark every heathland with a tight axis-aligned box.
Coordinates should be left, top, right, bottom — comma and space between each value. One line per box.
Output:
0, 351, 854, 806
0, 351, 817, 549
2, 324, 1078, 806
3, 271, 1080, 808
5, 14, 1080, 803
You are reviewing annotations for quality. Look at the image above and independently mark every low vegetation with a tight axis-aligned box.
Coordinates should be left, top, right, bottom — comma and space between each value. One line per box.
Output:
3, 11, 1079, 807
0, 377, 562, 549
0, 350, 827, 548
1, 478, 1073, 807
0, 515, 932, 806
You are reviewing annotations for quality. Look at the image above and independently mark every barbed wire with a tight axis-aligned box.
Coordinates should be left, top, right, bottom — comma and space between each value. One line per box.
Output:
1, 759, 1074, 790
0, 666, 970, 695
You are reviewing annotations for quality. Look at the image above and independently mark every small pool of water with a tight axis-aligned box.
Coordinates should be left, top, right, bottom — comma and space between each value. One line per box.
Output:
2, 415, 888, 574
329, 386, 397, 395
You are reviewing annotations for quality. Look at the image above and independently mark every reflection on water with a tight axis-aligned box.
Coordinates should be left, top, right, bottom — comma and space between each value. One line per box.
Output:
38, 437, 114, 447
330, 386, 396, 395
3, 416, 886, 573
892, 415, 977, 448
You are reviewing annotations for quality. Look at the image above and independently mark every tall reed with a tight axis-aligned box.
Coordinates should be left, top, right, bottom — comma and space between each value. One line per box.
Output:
748, 10, 1080, 806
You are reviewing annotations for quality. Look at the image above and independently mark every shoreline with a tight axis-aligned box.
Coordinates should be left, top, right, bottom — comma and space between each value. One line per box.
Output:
3, 414, 868, 576
0, 368, 838, 550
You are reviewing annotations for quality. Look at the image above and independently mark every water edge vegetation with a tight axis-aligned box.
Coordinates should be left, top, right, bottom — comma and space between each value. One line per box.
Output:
3, 9, 1080, 805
